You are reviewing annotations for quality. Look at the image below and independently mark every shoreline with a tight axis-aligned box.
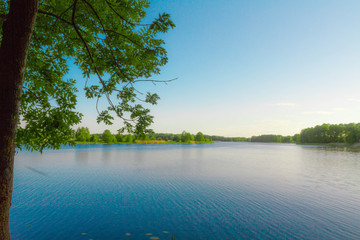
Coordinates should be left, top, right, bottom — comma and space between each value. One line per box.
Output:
73, 140, 214, 145
73, 141, 360, 151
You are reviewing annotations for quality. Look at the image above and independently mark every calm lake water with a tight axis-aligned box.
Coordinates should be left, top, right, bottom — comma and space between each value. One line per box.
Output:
11, 143, 360, 240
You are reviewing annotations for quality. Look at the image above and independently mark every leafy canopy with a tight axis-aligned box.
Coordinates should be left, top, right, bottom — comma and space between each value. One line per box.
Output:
102, 129, 115, 143
75, 127, 91, 141
0, 0, 175, 152
195, 132, 205, 142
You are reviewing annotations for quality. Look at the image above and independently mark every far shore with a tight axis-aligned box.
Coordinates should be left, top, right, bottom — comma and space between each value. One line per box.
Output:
72, 141, 360, 151
73, 140, 214, 145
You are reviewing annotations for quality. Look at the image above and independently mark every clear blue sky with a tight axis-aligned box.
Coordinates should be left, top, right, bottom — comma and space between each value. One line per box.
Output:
72, 0, 360, 137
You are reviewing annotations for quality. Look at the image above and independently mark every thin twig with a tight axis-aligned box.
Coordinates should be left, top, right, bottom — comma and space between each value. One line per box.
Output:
133, 77, 178, 84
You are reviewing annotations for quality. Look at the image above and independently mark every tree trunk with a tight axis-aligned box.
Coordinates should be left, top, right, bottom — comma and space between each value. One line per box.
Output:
0, 0, 37, 239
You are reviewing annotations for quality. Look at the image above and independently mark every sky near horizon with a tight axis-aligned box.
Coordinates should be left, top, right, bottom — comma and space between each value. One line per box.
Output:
71, 0, 360, 137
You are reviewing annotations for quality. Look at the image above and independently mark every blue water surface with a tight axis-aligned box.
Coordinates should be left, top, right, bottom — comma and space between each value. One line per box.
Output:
10, 143, 360, 239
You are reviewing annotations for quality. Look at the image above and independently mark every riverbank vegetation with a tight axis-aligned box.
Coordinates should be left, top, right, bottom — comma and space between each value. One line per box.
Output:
74, 128, 213, 144
74, 122, 360, 146
297, 123, 360, 144
248, 123, 360, 146
250, 135, 294, 143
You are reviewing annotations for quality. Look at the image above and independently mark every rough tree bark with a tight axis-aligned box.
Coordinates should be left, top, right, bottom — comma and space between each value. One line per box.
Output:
0, 0, 37, 239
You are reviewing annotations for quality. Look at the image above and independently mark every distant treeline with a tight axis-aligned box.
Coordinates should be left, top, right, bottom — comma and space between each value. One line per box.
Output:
204, 135, 248, 142
297, 123, 360, 144
74, 122, 360, 145
250, 135, 294, 143
74, 128, 213, 144
248, 123, 360, 144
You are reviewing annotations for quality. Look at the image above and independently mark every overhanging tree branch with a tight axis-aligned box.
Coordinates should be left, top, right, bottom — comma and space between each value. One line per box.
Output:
80, 0, 133, 82
72, 0, 129, 123
38, 10, 72, 25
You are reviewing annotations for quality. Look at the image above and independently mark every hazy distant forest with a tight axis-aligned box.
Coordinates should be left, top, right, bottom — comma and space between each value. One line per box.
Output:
251, 123, 360, 144
74, 123, 360, 145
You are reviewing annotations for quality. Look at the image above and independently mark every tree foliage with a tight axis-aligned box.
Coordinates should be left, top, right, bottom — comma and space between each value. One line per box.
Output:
181, 131, 194, 143
124, 134, 133, 143
115, 133, 124, 142
75, 127, 91, 141
299, 123, 360, 144
102, 129, 115, 143
195, 132, 205, 142
90, 134, 99, 143
173, 134, 180, 142
1, 0, 175, 152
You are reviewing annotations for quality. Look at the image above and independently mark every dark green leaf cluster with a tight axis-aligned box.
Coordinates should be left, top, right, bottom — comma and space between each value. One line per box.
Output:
180, 131, 194, 143
90, 134, 99, 143
102, 129, 116, 143
195, 132, 205, 142
149, 13, 175, 33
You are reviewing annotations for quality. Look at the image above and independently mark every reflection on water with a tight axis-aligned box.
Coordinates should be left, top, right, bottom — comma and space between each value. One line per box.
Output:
11, 143, 360, 240
75, 149, 89, 165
